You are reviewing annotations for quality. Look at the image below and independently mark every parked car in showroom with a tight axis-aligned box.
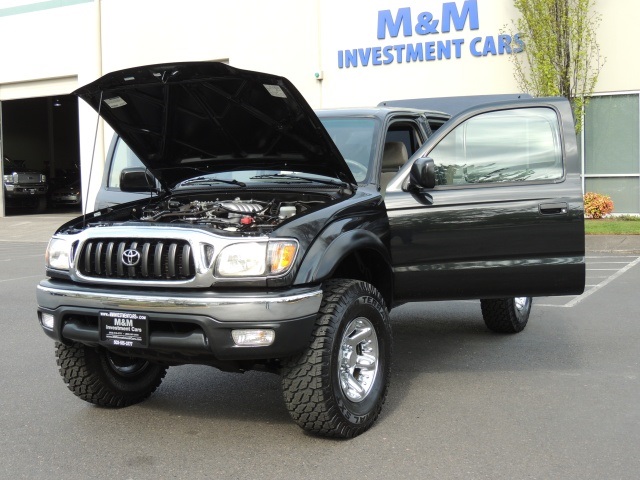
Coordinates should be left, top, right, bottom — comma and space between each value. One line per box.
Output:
49, 179, 82, 208
2, 156, 48, 212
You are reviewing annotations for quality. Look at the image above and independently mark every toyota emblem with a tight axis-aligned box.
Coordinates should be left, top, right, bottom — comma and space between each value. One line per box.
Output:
122, 249, 141, 267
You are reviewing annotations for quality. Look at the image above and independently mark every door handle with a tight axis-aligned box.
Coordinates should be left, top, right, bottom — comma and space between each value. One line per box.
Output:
539, 202, 568, 215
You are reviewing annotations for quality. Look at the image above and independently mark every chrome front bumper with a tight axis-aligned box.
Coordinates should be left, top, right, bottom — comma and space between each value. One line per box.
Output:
37, 280, 322, 322
36, 279, 323, 361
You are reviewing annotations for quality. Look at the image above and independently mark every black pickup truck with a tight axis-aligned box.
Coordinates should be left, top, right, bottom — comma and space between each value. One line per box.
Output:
36, 62, 585, 438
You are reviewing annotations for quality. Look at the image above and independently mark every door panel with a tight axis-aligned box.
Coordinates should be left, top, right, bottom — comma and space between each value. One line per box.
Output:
385, 99, 585, 303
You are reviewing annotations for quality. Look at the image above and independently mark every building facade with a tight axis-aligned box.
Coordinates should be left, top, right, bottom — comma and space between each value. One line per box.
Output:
0, 0, 638, 213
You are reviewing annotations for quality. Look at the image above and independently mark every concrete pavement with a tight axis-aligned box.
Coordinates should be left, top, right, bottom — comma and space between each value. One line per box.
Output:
3, 229, 640, 479
1, 211, 640, 253
0, 212, 79, 243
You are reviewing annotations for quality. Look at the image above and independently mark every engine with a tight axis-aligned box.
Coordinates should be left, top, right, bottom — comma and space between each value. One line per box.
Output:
137, 197, 305, 232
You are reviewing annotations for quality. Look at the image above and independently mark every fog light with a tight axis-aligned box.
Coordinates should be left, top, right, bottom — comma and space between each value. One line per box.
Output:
41, 313, 55, 330
232, 329, 275, 346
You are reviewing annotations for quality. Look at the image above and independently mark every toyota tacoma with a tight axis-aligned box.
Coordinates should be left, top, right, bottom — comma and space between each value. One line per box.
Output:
36, 62, 585, 438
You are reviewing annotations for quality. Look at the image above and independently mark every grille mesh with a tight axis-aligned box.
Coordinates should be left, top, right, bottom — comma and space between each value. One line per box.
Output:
77, 238, 195, 280
15, 173, 44, 185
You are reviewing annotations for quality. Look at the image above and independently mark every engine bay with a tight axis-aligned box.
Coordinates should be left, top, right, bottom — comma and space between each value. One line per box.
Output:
84, 189, 338, 235
137, 197, 321, 232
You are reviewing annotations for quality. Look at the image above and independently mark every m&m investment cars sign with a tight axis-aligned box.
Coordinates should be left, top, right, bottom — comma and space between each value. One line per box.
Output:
337, 0, 523, 68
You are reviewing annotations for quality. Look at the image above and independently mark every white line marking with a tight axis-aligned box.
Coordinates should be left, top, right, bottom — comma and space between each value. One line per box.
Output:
564, 256, 640, 307
589, 262, 636, 264
538, 256, 640, 308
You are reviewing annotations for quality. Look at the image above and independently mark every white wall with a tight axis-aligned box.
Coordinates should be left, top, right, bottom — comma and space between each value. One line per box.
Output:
0, 4, 92, 87
593, 1, 640, 94
98, 0, 323, 106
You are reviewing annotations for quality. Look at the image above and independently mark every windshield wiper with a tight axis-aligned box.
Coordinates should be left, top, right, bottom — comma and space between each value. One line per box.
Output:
251, 173, 347, 187
180, 176, 246, 187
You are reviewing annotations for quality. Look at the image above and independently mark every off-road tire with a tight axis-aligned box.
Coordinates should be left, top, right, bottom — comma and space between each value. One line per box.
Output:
55, 342, 167, 408
481, 297, 532, 333
281, 279, 392, 438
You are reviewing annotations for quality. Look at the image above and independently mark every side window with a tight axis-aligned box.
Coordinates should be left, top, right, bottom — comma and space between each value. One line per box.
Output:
429, 108, 563, 186
385, 122, 422, 157
381, 122, 424, 191
108, 138, 143, 189
427, 118, 447, 133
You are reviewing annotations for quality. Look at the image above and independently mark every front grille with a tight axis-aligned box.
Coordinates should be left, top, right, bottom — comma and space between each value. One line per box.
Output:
77, 238, 196, 280
15, 173, 43, 185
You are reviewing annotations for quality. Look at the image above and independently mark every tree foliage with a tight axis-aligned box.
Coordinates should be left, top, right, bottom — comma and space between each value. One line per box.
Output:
510, 0, 604, 132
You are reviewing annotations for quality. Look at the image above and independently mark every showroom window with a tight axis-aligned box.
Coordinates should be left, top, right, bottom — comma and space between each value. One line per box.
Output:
584, 94, 640, 214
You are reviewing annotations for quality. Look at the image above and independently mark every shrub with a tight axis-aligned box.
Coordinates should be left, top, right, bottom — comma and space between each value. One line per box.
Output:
584, 192, 614, 219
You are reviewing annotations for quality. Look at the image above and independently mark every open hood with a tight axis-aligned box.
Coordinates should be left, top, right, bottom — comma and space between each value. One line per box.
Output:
74, 62, 355, 188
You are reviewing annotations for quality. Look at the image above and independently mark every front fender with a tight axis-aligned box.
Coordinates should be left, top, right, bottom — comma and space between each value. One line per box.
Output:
295, 222, 391, 284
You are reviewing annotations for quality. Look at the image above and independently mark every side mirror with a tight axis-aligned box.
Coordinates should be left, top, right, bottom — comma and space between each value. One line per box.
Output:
409, 157, 436, 189
120, 168, 156, 192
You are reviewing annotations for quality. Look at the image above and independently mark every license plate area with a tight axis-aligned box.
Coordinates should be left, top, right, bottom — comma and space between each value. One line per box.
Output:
99, 311, 149, 348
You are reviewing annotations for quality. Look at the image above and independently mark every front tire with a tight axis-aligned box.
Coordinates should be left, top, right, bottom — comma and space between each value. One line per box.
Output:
481, 297, 532, 333
55, 342, 167, 408
281, 279, 392, 438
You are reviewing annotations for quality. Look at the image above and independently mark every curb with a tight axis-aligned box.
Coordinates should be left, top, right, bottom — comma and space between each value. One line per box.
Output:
584, 235, 640, 255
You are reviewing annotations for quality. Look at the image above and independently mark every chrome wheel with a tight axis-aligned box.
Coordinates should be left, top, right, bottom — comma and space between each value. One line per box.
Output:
338, 317, 379, 402
281, 279, 391, 437
514, 297, 531, 312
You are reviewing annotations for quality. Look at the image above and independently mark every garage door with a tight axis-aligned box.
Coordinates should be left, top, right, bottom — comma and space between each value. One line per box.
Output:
0, 76, 77, 101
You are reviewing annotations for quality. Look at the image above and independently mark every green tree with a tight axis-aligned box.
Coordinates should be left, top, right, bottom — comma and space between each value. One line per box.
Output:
510, 0, 604, 132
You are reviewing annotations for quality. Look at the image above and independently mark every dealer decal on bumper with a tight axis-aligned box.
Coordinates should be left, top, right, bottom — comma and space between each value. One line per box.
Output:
99, 311, 149, 348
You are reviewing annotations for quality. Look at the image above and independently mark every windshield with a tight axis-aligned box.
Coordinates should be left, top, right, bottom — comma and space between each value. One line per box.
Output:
319, 117, 378, 183
111, 116, 377, 189
174, 170, 345, 189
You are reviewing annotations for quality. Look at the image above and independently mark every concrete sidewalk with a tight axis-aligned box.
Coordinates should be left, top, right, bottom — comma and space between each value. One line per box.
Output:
1, 212, 640, 253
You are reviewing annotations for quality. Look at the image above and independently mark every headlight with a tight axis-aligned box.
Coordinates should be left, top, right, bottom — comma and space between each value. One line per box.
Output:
45, 237, 72, 271
3, 174, 13, 184
215, 240, 298, 278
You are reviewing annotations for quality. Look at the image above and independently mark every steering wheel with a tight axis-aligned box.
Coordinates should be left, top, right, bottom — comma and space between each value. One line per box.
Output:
344, 159, 368, 181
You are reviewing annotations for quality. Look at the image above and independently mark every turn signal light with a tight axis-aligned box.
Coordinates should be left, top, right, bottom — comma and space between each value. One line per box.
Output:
269, 242, 297, 275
